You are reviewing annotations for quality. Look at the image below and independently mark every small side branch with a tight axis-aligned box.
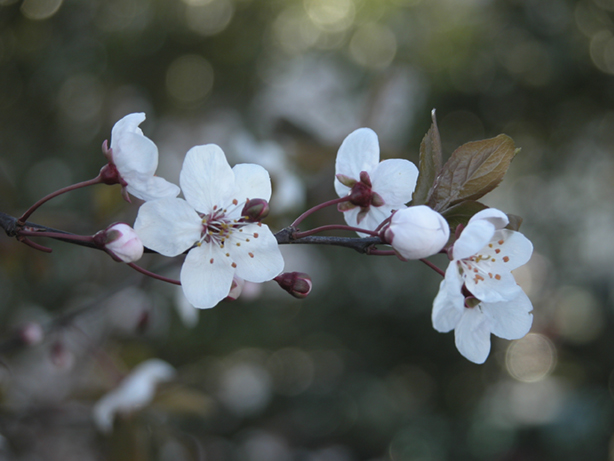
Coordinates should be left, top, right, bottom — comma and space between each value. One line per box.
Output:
274, 226, 382, 254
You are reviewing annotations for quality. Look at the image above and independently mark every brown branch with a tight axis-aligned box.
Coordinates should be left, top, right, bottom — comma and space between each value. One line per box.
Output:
1, 211, 384, 255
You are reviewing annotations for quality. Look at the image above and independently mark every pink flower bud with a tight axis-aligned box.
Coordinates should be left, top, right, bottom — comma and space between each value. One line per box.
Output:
18, 322, 44, 346
274, 272, 312, 299
97, 223, 144, 263
241, 198, 270, 222
382, 206, 450, 259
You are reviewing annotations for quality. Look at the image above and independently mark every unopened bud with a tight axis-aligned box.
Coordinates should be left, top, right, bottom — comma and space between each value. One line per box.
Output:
226, 276, 245, 301
275, 272, 312, 299
50, 341, 74, 370
95, 223, 144, 263
382, 205, 450, 259
241, 198, 270, 222
18, 322, 44, 346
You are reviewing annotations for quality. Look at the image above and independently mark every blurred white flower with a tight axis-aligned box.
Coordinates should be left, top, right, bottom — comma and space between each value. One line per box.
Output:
135, 144, 284, 309
92, 359, 175, 433
103, 113, 180, 202
334, 128, 418, 234
231, 132, 305, 214
384, 205, 449, 259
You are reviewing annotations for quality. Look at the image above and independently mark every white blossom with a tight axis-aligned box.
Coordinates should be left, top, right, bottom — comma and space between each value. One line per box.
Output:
334, 128, 418, 233
443, 208, 533, 303
134, 144, 284, 309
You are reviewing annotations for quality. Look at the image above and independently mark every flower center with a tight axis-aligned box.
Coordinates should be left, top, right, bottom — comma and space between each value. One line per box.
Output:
198, 201, 248, 249
347, 171, 384, 209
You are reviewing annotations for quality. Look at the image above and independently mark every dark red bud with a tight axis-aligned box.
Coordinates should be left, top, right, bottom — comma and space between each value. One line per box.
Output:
274, 272, 312, 299
241, 198, 270, 222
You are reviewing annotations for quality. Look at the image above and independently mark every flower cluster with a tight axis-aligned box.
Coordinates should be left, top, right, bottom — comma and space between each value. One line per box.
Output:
432, 209, 533, 363
110, 116, 533, 363
134, 144, 285, 309
9, 110, 534, 367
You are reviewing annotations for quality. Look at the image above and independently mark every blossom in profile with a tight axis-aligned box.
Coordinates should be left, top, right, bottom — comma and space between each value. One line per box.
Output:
92, 359, 175, 433
334, 128, 418, 233
134, 144, 284, 309
432, 287, 533, 364
102, 113, 180, 202
383, 205, 449, 259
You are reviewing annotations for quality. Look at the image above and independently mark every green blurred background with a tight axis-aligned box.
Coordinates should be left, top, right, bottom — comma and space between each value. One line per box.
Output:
1, 0, 614, 459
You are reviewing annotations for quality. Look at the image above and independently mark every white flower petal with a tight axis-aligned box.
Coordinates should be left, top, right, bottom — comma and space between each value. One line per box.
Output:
485, 229, 534, 272
180, 145, 235, 213
227, 224, 284, 282
465, 271, 521, 303
358, 204, 394, 234
340, 206, 360, 227
370, 158, 418, 206
232, 163, 273, 203
484, 290, 533, 340
432, 278, 464, 333
126, 176, 180, 202
334, 128, 379, 197
453, 219, 496, 260
111, 113, 158, 178
468, 208, 509, 230
134, 198, 202, 256
454, 308, 492, 364
181, 244, 235, 309
443, 259, 464, 295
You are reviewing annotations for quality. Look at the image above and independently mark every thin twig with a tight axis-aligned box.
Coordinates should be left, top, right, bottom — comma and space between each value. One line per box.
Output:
1, 211, 383, 255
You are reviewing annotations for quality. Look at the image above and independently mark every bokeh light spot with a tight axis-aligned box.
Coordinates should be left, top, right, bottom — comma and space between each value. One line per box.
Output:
273, 6, 321, 53
554, 286, 604, 344
267, 347, 314, 396
20, 0, 63, 20
349, 23, 397, 69
57, 74, 104, 123
185, 0, 234, 36
506, 333, 556, 383
304, 0, 355, 32
166, 54, 214, 105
